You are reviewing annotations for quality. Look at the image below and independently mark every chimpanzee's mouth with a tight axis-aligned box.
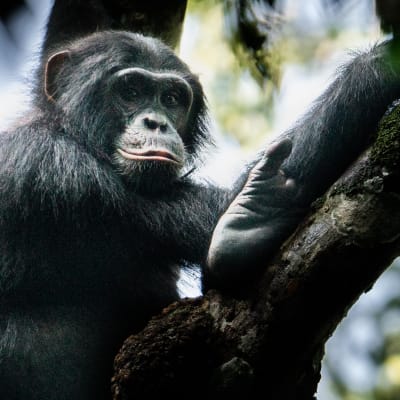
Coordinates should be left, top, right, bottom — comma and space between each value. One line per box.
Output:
117, 148, 181, 164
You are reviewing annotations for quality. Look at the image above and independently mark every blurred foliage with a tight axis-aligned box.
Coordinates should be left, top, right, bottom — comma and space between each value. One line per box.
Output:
183, 0, 380, 151
183, 0, 274, 150
184, 1, 400, 399
322, 261, 400, 400
222, 0, 285, 86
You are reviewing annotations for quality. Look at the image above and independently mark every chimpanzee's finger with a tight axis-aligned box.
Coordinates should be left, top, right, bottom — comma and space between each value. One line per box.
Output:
253, 138, 292, 177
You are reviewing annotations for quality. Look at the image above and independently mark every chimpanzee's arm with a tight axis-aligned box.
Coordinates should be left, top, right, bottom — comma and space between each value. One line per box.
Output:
205, 41, 400, 291
283, 42, 400, 203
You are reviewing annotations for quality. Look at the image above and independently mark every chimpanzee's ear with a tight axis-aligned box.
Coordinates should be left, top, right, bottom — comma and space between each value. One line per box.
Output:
44, 50, 70, 102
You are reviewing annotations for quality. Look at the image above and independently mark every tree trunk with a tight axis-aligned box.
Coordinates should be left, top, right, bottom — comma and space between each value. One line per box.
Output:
111, 106, 400, 398
42, 0, 187, 56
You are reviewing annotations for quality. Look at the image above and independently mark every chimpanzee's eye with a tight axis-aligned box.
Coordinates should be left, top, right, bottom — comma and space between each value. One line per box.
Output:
110, 73, 142, 103
118, 75, 140, 102
163, 91, 180, 107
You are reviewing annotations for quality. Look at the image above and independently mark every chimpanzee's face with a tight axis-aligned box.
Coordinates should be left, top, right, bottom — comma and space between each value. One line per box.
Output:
44, 32, 209, 193
107, 67, 194, 191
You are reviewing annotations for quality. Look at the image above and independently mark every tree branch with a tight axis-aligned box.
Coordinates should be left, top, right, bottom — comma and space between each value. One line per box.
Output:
112, 106, 400, 399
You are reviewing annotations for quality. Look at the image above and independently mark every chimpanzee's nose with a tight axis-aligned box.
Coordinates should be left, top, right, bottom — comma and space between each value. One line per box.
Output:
142, 113, 168, 133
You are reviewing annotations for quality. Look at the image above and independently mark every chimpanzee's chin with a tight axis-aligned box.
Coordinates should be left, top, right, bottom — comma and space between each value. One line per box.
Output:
124, 162, 181, 193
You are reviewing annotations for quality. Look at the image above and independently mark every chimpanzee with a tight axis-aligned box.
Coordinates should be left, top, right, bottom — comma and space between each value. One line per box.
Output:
0, 30, 399, 400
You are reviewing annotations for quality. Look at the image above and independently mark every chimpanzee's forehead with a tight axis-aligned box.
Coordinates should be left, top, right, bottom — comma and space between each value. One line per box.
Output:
73, 31, 191, 75
117, 35, 189, 73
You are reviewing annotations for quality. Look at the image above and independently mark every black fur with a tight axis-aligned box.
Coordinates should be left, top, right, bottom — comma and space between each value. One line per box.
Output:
282, 43, 400, 204
0, 30, 400, 399
0, 31, 228, 400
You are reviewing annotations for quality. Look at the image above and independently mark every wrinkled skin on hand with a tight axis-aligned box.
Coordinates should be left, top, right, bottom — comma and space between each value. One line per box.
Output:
205, 139, 305, 291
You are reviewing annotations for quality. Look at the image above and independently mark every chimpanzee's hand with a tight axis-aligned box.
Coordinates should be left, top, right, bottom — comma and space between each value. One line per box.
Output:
205, 138, 305, 292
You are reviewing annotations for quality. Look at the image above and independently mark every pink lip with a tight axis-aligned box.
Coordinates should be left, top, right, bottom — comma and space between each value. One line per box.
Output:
117, 148, 181, 164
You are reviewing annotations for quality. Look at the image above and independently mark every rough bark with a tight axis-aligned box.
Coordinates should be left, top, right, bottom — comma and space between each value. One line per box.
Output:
111, 107, 400, 399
